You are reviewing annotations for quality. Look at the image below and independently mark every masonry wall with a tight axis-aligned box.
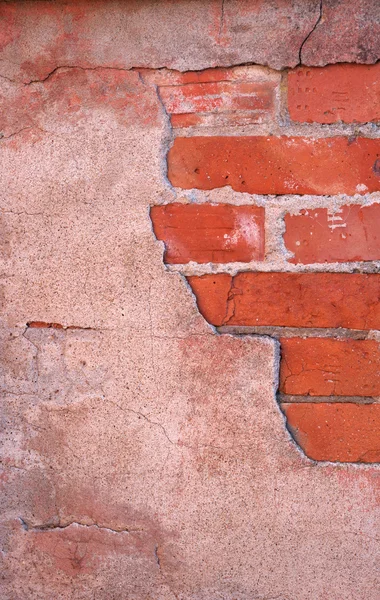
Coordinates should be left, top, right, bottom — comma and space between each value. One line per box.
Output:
150, 63, 380, 464
1, 2, 380, 599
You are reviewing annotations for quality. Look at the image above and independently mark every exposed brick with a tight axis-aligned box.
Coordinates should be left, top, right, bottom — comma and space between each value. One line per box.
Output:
280, 338, 380, 397
150, 204, 265, 264
187, 275, 232, 326
168, 137, 380, 195
156, 67, 279, 128
188, 273, 380, 329
282, 403, 380, 463
284, 203, 380, 264
161, 81, 273, 114
288, 64, 380, 124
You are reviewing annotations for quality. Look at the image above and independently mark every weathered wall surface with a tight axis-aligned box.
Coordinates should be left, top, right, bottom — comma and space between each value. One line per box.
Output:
1, 2, 379, 599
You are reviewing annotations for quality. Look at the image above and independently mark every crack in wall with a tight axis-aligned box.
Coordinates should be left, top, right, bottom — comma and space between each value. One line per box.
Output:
108, 399, 175, 446
26, 321, 96, 331
19, 517, 139, 534
218, 0, 226, 41
298, 0, 323, 65
1, 12, 379, 596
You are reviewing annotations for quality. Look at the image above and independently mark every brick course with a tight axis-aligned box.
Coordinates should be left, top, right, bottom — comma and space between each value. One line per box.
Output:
280, 338, 380, 397
154, 67, 279, 128
168, 136, 380, 195
188, 273, 380, 329
151, 204, 265, 263
152, 62, 380, 464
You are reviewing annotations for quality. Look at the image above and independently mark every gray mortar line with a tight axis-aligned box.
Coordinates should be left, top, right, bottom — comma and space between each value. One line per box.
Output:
167, 261, 380, 276
278, 394, 380, 404
216, 326, 373, 340
163, 190, 380, 208
172, 120, 380, 139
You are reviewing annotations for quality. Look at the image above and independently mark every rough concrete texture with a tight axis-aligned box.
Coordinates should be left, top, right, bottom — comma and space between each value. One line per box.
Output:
1, 6, 380, 600
1, 0, 380, 83
301, 0, 380, 66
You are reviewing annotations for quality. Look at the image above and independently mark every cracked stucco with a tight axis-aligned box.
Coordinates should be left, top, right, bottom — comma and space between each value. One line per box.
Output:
1, 4, 380, 599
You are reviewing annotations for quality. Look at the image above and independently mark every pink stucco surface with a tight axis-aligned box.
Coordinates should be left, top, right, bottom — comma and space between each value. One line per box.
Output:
1, 2, 379, 599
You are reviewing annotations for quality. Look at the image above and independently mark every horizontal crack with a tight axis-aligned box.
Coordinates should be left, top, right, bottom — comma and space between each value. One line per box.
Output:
19, 517, 141, 534
26, 321, 95, 331
1, 64, 140, 86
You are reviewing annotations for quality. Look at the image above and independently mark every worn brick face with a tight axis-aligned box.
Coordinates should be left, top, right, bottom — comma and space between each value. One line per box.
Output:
282, 403, 380, 463
288, 64, 380, 124
168, 137, 380, 195
150, 204, 265, 263
284, 203, 380, 264
280, 338, 380, 397
155, 66, 279, 128
188, 273, 380, 329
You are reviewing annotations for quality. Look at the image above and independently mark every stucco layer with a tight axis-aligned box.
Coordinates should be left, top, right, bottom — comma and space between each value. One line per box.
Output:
1, 0, 379, 83
1, 6, 380, 600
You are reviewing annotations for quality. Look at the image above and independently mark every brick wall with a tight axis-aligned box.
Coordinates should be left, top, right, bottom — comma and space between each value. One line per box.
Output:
150, 64, 380, 464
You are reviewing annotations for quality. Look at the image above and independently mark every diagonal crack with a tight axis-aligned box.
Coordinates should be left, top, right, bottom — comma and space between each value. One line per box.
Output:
298, 0, 323, 65
108, 399, 175, 446
0, 125, 34, 140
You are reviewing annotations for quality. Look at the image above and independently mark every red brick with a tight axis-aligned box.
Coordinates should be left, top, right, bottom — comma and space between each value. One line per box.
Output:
159, 78, 277, 128
168, 137, 380, 195
284, 203, 380, 264
280, 338, 380, 397
187, 274, 232, 326
282, 403, 380, 463
188, 273, 380, 329
288, 64, 380, 124
161, 81, 273, 113
150, 204, 264, 264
